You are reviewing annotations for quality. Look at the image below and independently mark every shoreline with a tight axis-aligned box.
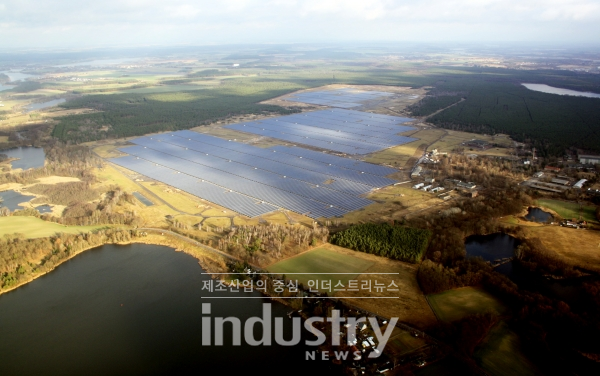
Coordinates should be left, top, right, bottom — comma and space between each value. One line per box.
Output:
0, 231, 230, 297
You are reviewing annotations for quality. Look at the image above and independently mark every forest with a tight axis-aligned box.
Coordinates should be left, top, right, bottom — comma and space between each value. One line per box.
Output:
329, 223, 431, 263
48, 65, 600, 156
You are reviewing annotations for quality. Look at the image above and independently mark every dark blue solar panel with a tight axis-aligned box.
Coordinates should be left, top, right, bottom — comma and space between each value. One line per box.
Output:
224, 109, 417, 155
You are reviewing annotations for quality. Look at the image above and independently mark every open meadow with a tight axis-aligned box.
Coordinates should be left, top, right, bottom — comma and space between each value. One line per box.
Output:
521, 225, 600, 272
426, 286, 506, 322
0, 216, 106, 238
535, 199, 597, 223
268, 243, 437, 328
474, 322, 541, 376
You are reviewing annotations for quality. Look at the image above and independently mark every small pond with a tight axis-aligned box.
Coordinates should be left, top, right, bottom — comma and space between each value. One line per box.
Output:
35, 204, 52, 214
524, 207, 553, 223
465, 232, 594, 305
465, 233, 520, 276
133, 191, 153, 206
0, 146, 45, 169
0, 190, 35, 211
25, 98, 66, 112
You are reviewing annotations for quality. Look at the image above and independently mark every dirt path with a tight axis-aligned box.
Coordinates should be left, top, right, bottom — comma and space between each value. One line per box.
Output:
421, 98, 465, 121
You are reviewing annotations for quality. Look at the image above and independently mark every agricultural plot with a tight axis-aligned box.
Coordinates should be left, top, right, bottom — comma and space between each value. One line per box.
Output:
111, 130, 399, 219
225, 108, 417, 155
267, 247, 374, 287
426, 287, 506, 322
269, 243, 437, 328
474, 322, 540, 376
0, 217, 106, 239
284, 87, 394, 108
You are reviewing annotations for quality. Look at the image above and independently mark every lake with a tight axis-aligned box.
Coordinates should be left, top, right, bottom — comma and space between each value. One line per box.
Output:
0, 84, 15, 91
0, 190, 35, 211
0, 244, 333, 375
522, 83, 600, 99
55, 58, 140, 67
0, 70, 37, 82
25, 98, 66, 112
524, 207, 553, 223
0, 146, 45, 169
465, 233, 520, 276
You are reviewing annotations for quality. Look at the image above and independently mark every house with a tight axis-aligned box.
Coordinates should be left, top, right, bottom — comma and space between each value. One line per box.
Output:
544, 166, 561, 172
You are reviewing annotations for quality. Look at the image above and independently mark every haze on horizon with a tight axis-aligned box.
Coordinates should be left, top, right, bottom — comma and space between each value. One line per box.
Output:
1, 0, 599, 50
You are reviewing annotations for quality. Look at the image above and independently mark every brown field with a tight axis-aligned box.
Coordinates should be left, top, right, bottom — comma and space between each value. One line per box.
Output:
427, 130, 513, 156
365, 128, 446, 168
521, 225, 600, 272
338, 183, 450, 224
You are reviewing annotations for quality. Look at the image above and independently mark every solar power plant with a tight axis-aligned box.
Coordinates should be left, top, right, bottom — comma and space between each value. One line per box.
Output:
110, 131, 399, 219
224, 108, 417, 155
285, 88, 395, 108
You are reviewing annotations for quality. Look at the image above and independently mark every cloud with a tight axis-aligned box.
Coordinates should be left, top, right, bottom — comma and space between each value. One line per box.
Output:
0, 0, 598, 48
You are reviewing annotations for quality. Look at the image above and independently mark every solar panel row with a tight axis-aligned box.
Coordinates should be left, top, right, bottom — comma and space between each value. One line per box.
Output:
268, 145, 396, 176
112, 135, 388, 218
112, 150, 347, 219
111, 156, 278, 218
224, 109, 417, 155
119, 143, 372, 212
152, 131, 394, 191
174, 130, 397, 177
286, 88, 394, 108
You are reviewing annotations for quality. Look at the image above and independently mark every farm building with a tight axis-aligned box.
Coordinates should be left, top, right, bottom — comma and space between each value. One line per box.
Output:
579, 154, 600, 165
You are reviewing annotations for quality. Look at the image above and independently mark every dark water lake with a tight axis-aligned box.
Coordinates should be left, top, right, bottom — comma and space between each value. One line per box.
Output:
0, 146, 46, 169
25, 98, 66, 112
465, 233, 519, 275
465, 233, 593, 304
0, 189, 34, 211
525, 207, 553, 223
0, 244, 332, 375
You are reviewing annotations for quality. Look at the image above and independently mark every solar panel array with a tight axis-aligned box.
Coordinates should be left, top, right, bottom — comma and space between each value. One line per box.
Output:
110, 131, 399, 219
285, 88, 394, 108
225, 108, 417, 155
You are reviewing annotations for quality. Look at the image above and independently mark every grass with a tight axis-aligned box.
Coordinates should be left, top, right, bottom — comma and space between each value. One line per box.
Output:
203, 217, 232, 228
426, 286, 506, 322
522, 225, 600, 272
268, 243, 438, 328
535, 199, 597, 223
267, 247, 374, 287
473, 321, 540, 376
0, 217, 106, 238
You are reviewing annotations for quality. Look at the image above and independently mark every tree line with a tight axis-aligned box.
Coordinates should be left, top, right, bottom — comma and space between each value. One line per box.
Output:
330, 223, 431, 263
0, 229, 146, 291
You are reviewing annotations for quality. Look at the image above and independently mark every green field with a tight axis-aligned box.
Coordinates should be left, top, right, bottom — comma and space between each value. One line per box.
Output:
535, 199, 597, 223
267, 248, 374, 288
426, 287, 506, 322
0, 217, 107, 239
474, 322, 540, 376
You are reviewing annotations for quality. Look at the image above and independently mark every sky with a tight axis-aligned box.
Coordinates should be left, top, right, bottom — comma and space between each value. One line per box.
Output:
1, 0, 599, 49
